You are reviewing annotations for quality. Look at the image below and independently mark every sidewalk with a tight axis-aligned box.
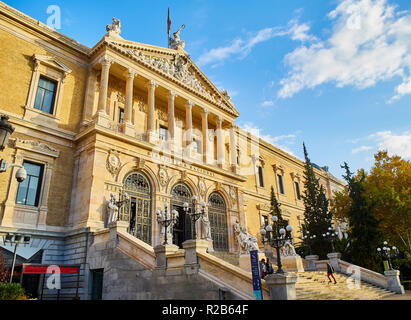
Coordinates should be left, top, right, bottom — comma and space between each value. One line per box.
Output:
383, 290, 411, 300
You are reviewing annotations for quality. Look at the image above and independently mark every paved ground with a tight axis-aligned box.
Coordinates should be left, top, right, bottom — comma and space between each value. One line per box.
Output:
383, 290, 411, 300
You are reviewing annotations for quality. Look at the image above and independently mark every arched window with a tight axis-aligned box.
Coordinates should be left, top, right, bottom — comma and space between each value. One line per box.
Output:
208, 192, 228, 252
121, 171, 152, 245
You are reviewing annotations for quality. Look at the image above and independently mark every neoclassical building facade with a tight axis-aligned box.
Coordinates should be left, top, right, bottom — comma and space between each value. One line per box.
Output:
0, 2, 344, 299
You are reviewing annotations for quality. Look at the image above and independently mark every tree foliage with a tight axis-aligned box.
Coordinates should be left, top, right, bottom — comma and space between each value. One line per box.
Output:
269, 186, 288, 230
340, 162, 383, 272
0, 251, 9, 283
301, 143, 333, 258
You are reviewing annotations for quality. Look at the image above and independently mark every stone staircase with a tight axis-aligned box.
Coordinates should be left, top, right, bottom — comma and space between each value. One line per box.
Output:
294, 271, 397, 300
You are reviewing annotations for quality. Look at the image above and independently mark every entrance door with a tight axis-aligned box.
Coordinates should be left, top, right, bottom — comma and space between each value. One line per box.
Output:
172, 205, 192, 248
90, 269, 104, 300
171, 183, 194, 248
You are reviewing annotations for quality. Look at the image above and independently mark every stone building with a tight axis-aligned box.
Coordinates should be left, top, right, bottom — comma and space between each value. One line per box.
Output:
0, 2, 345, 300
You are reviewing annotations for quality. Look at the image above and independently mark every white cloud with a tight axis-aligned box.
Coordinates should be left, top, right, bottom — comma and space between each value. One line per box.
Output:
278, 0, 411, 101
197, 19, 312, 67
369, 130, 411, 158
261, 100, 275, 107
352, 145, 373, 154
239, 122, 299, 156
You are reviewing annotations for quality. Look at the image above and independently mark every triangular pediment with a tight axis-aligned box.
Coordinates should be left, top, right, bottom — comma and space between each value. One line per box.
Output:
33, 54, 72, 74
93, 39, 239, 117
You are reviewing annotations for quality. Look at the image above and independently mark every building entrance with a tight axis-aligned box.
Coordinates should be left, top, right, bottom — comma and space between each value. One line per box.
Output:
171, 183, 194, 248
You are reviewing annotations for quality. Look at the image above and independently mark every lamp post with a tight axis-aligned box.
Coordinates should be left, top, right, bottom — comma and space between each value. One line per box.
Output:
322, 227, 339, 253
301, 231, 316, 256
183, 195, 206, 240
0, 115, 27, 183
377, 241, 399, 271
260, 215, 293, 274
3, 233, 31, 283
156, 203, 179, 246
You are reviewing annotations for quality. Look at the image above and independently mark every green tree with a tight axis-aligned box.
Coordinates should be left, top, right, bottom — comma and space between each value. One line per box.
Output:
0, 251, 9, 283
301, 143, 333, 258
341, 162, 383, 272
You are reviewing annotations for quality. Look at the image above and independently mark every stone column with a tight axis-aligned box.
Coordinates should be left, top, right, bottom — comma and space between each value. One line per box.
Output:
146, 80, 158, 143
81, 68, 97, 127
168, 91, 177, 142
384, 270, 405, 294
201, 108, 210, 164
265, 273, 298, 300
216, 116, 225, 168
229, 124, 238, 173
123, 69, 136, 136
185, 100, 194, 144
94, 57, 113, 127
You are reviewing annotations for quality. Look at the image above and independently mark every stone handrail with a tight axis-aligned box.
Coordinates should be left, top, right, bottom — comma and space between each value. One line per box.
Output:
338, 260, 388, 289
117, 230, 156, 271
197, 251, 270, 300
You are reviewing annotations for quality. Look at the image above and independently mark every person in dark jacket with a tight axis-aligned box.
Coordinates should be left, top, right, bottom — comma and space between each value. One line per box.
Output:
327, 262, 337, 284
259, 259, 267, 279
266, 258, 274, 275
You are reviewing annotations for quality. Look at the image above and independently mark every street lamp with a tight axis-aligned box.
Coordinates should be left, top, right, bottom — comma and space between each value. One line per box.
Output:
260, 215, 293, 274
156, 202, 179, 246
377, 241, 399, 271
3, 233, 31, 283
0, 115, 14, 151
0, 115, 27, 183
322, 227, 339, 253
301, 231, 317, 256
183, 195, 206, 240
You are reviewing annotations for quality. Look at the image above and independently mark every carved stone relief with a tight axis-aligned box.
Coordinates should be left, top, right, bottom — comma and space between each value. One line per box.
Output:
106, 150, 121, 176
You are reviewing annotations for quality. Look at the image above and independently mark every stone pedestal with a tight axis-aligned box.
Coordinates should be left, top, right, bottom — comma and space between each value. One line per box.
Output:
281, 255, 305, 272
305, 255, 319, 271
108, 220, 129, 240
327, 252, 342, 272
93, 110, 110, 128
265, 273, 298, 300
182, 239, 210, 265
122, 122, 135, 137
238, 252, 267, 272
384, 270, 405, 294
154, 244, 181, 269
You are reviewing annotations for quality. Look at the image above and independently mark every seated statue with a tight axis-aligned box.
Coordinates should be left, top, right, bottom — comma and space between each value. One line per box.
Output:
233, 219, 259, 254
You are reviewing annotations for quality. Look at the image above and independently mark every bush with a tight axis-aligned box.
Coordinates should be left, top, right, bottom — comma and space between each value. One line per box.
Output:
0, 283, 26, 300
399, 260, 411, 281
402, 281, 411, 290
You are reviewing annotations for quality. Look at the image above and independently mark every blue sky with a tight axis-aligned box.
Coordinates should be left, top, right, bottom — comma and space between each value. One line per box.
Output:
8, 0, 411, 180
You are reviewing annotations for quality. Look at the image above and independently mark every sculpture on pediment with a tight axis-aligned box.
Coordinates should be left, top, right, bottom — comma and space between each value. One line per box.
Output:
234, 219, 259, 254
169, 25, 186, 51
106, 17, 121, 35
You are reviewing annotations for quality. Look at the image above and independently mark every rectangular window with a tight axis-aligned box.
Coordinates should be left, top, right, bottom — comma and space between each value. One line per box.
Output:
193, 138, 201, 153
118, 108, 124, 124
295, 182, 302, 200
34, 76, 57, 114
159, 126, 168, 141
16, 161, 44, 207
278, 174, 285, 194
258, 166, 265, 188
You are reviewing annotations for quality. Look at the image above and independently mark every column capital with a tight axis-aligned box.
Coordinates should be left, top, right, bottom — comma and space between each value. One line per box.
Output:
186, 100, 195, 108
99, 56, 114, 67
169, 91, 178, 99
146, 80, 159, 90
202, 108, 210, 116
216, 115, 223, 127
126, 69, 137, 79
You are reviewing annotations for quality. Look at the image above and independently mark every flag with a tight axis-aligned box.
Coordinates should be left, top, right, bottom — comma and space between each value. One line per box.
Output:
167, 8, 171, 36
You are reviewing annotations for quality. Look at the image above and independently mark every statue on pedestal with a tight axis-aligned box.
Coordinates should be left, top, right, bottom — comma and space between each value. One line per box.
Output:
280, 240, 297, 257
106, 17, 122, 39
234, 219, 259, 254
107, 193, 119, 224
197, 212, 212, 241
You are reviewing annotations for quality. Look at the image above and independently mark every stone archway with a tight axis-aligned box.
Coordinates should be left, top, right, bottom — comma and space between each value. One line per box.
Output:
170, 182, 194, 248
208, 192, 229, 252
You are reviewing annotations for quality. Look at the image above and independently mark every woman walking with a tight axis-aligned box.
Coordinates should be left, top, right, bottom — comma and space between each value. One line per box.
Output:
327, 262, 337, 284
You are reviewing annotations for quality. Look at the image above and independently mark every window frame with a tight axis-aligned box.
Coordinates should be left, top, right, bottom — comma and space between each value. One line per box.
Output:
258, 166, 265, 188
295, 181, 302, 200
33, 76, 58, 115
278, 174, 285, 195
16, 161, 45, 207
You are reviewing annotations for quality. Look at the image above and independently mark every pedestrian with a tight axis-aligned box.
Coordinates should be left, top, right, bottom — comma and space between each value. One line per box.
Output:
259, 258, 267, 279
327, 262, 337, 284
266, 258, 274, 275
